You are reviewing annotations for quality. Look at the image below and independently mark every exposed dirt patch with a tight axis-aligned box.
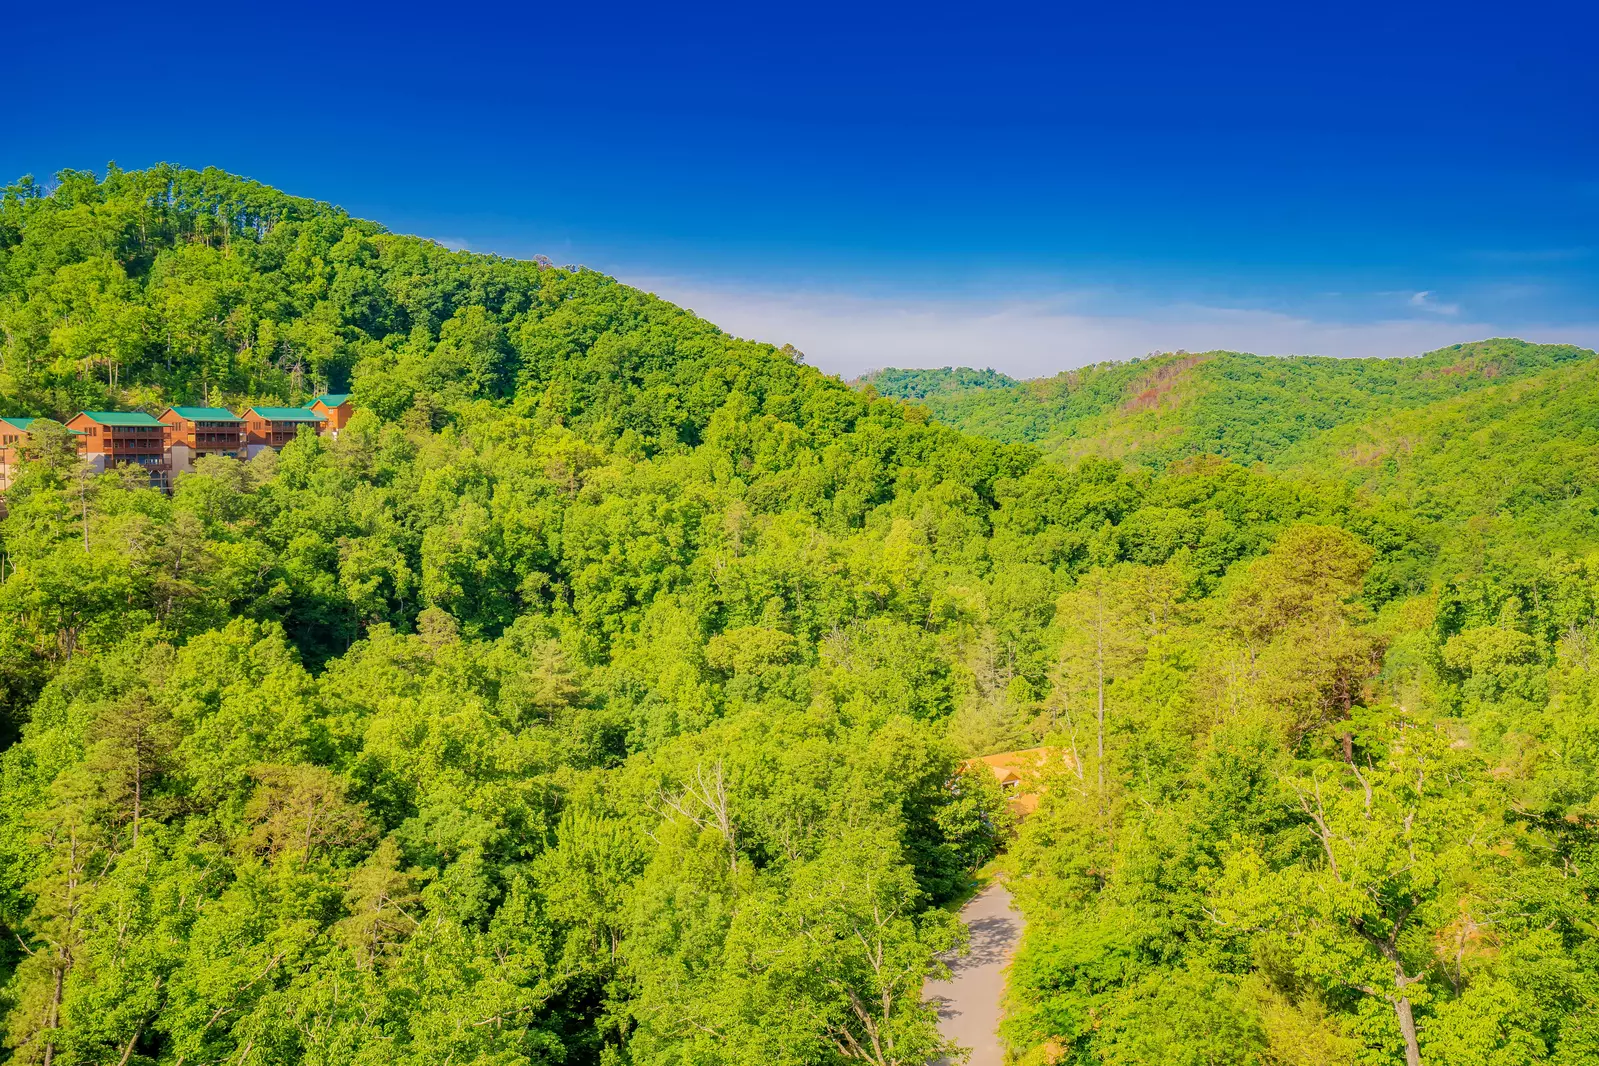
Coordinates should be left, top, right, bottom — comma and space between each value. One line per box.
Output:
1119, 353, 1210, 414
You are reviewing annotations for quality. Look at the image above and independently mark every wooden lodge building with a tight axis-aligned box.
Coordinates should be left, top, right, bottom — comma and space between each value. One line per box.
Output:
159, 406, 247, 480
0, 417, 39, 494
67, 411, 170, 486
0, 395, 355, 497
306, 394, 353, 437
160, 406, 246, 455
242, 407, 327, 455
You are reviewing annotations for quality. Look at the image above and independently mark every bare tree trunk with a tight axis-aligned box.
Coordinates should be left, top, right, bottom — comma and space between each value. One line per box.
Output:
1095, 651, 1105, 796
131, 761, 142, 848
116, 1023, 142, 1066
41, 963, 63, 1066
1058, 700, 1084, 782
661, 762, 738, 877
1394, 992, 1421, 1066
1359, 918, 1424, 1066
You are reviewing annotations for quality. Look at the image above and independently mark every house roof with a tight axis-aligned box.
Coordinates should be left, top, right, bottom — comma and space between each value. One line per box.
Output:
970, 747, 1058, 776
166, 406, 243, 422
248, 407, 326, 422
76, 411, 165, 427
961, 747, 1073, 821
2, 418, 83, 437
307, 393, 351, 409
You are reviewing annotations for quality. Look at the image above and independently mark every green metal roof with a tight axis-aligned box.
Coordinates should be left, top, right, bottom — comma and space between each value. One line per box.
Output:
308, 393, 351, 409
248, 407, 327, 422
4, 418, 84, 435
166, 406, 243, 422
78, 411, 164, 426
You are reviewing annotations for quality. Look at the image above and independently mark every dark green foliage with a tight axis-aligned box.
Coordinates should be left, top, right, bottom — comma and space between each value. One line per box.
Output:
855, 366, 1019, 400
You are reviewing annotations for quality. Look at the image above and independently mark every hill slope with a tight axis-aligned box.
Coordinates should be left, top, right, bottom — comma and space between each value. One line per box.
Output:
1281, 356, 1599, 559
1, 167, 1597, 1066
860, 339, 1598, 468
0, 165, 759, 428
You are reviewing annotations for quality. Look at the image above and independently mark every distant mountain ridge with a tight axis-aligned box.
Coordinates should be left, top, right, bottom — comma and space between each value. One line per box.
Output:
1277, 354, 1599, 560
850, 366, 1020, 399
857, 338, 1599, 469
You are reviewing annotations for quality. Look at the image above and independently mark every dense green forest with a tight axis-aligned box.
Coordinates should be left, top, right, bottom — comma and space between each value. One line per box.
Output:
859, 340, 1597, 469
862, 344, 1599, 1064
0, 166, 1596, 1066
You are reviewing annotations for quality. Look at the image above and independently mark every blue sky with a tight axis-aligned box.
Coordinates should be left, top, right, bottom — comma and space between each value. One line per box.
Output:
6, 0, 1597, 375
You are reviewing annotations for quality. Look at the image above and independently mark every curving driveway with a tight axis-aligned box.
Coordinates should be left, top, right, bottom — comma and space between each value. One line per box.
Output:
924, 882, 1025, 1065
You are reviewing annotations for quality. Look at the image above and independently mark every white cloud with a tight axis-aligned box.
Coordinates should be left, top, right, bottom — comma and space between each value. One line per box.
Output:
630, 278, 1599, 378
1408, 290, 1460, 315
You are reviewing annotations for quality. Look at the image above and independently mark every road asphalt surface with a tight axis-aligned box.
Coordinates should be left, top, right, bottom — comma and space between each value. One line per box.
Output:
923, 882, 1024, 1065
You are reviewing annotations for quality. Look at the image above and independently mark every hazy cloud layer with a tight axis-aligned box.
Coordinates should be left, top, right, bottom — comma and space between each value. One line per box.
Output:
636, 279, 1599, 379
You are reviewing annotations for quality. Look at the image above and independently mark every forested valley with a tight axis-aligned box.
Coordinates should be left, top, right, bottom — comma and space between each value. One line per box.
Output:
0, 166, 1596, 1066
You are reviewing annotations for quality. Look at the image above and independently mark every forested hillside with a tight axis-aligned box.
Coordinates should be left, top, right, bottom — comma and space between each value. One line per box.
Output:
1281, 357, 1599, 551
0, 166, 1595, 1066
862, 344, 1599, 1064
859, 340, 1597, 468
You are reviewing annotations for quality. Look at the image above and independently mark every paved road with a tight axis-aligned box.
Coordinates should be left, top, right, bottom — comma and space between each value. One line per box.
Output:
924, 883, 1024, 1066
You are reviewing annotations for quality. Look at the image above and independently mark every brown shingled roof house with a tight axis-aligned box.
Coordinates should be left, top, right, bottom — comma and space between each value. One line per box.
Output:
964, 747, 1076, 818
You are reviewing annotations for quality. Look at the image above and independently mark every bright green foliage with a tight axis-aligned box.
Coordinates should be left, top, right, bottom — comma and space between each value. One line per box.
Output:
1282, 357, 1599, 561
897, 357, 1599, 1063
860, 340, 1596, 470
2, 165, 1596, 1065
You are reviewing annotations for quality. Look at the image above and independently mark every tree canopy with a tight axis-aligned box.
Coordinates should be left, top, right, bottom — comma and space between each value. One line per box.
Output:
859, 340, 1596, 470
0, 165, 1595, 1065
